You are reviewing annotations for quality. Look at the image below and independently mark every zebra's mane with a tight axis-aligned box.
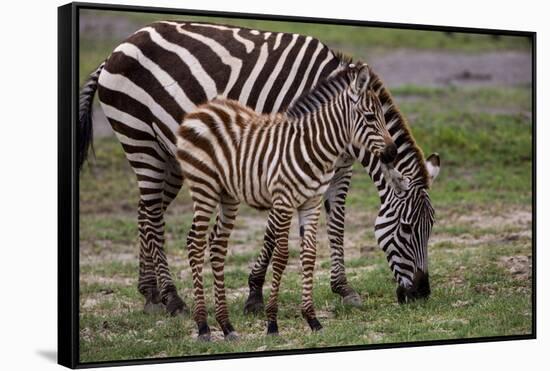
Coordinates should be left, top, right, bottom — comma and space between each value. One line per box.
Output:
333, 51, 355, 67
366, 69, 431, 188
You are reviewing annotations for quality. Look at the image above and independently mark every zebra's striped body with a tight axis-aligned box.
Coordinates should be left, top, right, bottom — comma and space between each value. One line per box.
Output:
176, 64, 393, 338
80, 20, 440, 318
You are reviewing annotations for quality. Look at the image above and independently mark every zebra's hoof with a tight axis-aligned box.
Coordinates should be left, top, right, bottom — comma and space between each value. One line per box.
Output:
243, 294, 265, 315
225, 331, 239, 341
197, 333, 211, 342
342, 293, 362, 307
143, 301, 166, 314
166, 295, 189, 317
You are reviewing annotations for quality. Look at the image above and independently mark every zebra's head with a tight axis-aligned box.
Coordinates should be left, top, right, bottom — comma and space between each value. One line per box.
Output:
347, 64, 398, 165
374, 153, 441, 304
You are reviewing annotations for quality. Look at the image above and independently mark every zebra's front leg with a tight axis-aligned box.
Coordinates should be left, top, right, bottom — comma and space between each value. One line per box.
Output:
298, 198, 323, 331
265, 206, 293, 335
209, 197, 240, 341
187, 200, 217, 341
324, 164, 362, 307
243, 220, 277, 315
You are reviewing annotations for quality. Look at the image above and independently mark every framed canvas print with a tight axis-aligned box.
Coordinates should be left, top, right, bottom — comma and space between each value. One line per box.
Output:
58, 2, 536, 368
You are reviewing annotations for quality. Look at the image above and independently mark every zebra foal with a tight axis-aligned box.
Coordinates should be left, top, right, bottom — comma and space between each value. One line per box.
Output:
176, 63, 397, 340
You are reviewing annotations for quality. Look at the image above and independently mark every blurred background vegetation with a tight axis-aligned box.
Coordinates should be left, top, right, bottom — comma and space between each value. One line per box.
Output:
79, 9, 530, 84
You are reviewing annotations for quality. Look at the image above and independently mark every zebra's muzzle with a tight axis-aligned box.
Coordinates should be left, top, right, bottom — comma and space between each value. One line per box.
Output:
396, 270, 430, 304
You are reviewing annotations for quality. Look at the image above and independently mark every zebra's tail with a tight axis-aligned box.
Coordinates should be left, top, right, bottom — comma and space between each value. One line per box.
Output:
78, 61, 105, 170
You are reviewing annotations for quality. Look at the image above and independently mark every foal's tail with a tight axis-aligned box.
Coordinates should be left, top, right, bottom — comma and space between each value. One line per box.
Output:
78, 61, 105, 170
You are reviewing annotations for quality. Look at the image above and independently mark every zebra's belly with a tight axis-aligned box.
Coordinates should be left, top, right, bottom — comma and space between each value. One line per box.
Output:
236, 177, 273, 210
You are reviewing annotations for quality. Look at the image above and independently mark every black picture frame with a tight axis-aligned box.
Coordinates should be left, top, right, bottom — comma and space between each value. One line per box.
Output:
58, 2, 537, 368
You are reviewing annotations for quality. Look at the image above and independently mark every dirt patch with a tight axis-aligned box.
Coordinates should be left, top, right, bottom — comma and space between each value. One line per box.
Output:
498, 255, 532, 281
433, 205, 532, 249
431, 230, 531, 249
80, 274, 135, 286
80, 247, 136, 265
455, 208, 532, 230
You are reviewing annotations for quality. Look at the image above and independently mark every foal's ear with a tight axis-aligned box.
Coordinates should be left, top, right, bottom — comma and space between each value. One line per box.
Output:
353, 65, 372, 94
425, 153, 441, 186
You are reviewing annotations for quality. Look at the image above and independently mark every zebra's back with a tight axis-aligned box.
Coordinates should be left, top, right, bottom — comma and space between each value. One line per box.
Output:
97, 21, 340, 158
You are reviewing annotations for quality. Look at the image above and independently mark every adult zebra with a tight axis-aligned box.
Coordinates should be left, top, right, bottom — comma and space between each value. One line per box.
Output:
79, 20, 440, 317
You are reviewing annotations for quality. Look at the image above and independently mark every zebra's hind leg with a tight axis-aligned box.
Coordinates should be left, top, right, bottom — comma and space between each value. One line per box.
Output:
137, 209, 164, 314
264, 205, 293, 336
137, 165, 188, 317
324, 163, 362, 307
138, 198, 188, 316
298, 198, 323, 331
187, 198, 217, 342
243, 221, 277, 315
209, 196, 240, 341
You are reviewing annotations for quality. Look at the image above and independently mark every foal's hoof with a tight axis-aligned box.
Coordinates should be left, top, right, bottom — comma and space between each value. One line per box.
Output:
307, 318, 323, 332
266, 320, 279, 336
143, 300, 166, 314
225, 331, 239, 341
342, 293, 363, 308
243, 294, 265, 315
166, 295, 189, 317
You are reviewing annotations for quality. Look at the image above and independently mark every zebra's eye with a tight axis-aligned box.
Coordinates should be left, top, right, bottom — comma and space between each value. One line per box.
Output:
401, 223, 412, 234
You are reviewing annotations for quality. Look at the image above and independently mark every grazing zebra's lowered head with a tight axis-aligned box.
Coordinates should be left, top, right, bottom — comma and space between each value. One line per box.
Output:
374, 149, 440, 304
338, 67, 443, 305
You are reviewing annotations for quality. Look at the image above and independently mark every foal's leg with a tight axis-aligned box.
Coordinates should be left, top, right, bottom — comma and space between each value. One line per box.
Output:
243, 220, 276, 315
264, 205, 293, 335
298, 198, 323, 331
208, 195, 240, 340
187, 198, 217, 341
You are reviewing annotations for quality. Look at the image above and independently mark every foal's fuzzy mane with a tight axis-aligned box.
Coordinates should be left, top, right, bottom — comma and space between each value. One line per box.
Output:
286, 65, 355, 119
332, 52, 431, 188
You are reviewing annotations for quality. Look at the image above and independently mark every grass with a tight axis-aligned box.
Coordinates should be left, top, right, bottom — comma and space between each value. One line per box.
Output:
79, 80, 533, 362
79, 239, 532, 361
78, 9, 531, 85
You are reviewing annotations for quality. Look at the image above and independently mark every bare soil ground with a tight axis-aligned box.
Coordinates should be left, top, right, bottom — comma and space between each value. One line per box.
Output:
80, 204, 532, 290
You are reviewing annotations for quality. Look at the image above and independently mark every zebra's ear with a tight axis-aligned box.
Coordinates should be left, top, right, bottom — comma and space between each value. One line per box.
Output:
354, 65, 371, 94
425, 153, 440, 185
